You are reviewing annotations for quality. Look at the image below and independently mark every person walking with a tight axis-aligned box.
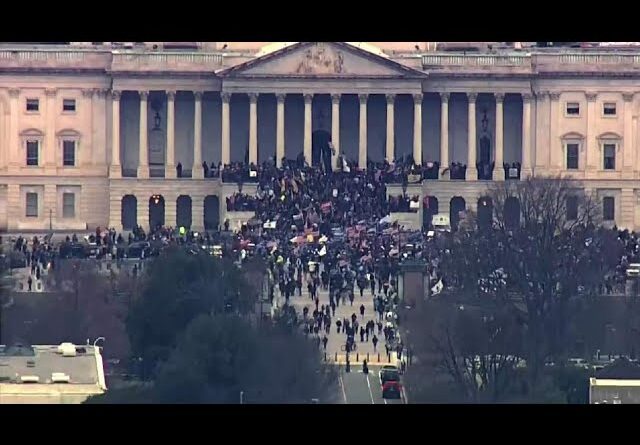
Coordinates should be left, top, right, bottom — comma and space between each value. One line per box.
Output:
27, 275, 33, 292
359, 304, 365, 319
359, 327, 365, 342
372, 335, 378, 351
330, 300, 336, 317
322, 335, 328, 351
336, 319, 342, 334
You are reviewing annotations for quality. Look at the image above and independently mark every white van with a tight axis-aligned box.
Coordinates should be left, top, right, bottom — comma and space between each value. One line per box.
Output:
431, 214, 451, 232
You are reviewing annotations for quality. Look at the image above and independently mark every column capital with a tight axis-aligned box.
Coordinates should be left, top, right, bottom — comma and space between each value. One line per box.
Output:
522, 92, 533, 103
549, 92, 561, 101
358, 93, 369, 104
248, 92, 258, 103
439, 92, 449, 103
8, 88, 20, 98
194, 91, 203, 101
44, 88, 57, 98
139, 91, 149, 100
494, 92, 505, 103
385, 94, 396, 105
536, 91, 549, 100
413, 93, 423, 104
221, 92, 231, 103
82, 89, 94, 98
166, 90, 176, 100
331, 93, 341, 104
585, 92, 598, 102
303, 93, 314, 104
276, 93, 286, 103
623, 92, 635, 102
467, 92, 478, 103
111, 90, 121, 100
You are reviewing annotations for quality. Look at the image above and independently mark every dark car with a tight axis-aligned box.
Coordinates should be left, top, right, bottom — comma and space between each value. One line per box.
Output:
125, 242, 151, 259
59, 242, 88, 259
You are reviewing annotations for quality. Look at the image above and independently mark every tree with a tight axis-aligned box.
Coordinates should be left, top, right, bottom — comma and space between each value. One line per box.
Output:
88, 312, 337, 404
126, 247, 258, 378
404, 176, 621, 400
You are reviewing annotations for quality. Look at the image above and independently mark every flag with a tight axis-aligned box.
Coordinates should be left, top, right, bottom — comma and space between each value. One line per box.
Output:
318, 245, 327, 257
431, 279, 444, 296
342, 157, 350, 173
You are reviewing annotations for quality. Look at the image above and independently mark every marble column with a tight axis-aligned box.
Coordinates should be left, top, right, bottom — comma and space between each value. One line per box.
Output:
386, 94, 395, 163
467, 93, 478, 180
439, 92, 449, 176
81, 89, 94, 167
165, 196, 177, 228
44, 89, 57, 170
191, 194, 205, 231
221, 93, 231, 165
6, 89, 19, 170
248, 93, 258, 164
413, 94, 423, 165
585, 92, 597, 171
110, 91, 121, 178
623, 93, 634, 173
358, 94, 368, 168
276, 93, 286, 167
137, 91, 149, 179
331, 94, 341, 170
493, 93, 505, 181
192, 91, 204, 179
165, 91, 176, 178
303, 94, 313, 165
521, 93, 533, 177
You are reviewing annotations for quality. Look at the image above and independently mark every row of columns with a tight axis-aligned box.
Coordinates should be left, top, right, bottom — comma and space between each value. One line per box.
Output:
109, 90, 533, 180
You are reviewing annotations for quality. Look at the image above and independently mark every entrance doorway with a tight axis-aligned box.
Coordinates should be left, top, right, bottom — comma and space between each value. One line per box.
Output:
149, 195, 165, 229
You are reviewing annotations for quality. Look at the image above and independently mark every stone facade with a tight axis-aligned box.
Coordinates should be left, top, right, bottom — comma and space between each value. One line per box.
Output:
2, 42, 640, 232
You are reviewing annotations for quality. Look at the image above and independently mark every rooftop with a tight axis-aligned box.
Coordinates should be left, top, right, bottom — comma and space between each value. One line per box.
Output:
0, 344, 101, 385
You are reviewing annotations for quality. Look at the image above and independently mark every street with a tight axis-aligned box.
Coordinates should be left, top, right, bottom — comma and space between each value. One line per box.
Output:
337, 365, 405, 404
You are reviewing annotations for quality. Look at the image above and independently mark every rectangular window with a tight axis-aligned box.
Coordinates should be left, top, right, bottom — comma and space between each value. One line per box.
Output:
566, 102, 580, 116
26, 141, 39, 166
603, 103, 617, 116
26, 98, 39, 112
566, 196, 578, 220
603, 144, 616, 170
603, 196, 615, 221
25, 192, 38, 217
62, 193, 75, 218
566, 143, 579, 170
63, 140, 75, 166
62, 99, 76, 112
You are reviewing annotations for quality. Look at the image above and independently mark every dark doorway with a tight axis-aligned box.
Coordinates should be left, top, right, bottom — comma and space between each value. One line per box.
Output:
176, 195, 192, 229
312, 130, 332, 170
149, 195, 165, 230
423, 196, 439, 229
504, 197, 521, 229
450, 197, 466, 231
121, 195, 137, 230
477, 197, 493, 229
479, 135, 491, 164
204, 195, 220, 231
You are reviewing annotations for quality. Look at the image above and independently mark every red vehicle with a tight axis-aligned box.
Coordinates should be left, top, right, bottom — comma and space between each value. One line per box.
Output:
382, 380, 402, 399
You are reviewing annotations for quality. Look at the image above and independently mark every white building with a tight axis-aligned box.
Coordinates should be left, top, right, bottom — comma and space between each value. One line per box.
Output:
0, 343, 107, 404
1, 41, 639, 232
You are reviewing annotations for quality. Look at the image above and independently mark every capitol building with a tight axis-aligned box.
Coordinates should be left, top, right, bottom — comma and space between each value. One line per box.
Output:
1, 41, 639, 232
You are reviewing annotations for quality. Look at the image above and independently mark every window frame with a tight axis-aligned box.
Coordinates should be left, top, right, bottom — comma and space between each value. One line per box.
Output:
562, 137, 584, 171
602, 196, 615, 222
62, 98, 76, 113
62, 140, 76, 167
566, 143, 580, 170
26, 140, 40, 166
565, 102, 581, 117
602, 102, 617, 118
602, 142, 617, 171
62, 192, 75, 219
25, 98, 40, 113
25, 192, 38, 218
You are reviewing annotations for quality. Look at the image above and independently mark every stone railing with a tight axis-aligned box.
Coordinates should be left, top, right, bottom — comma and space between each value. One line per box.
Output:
111, 52, 224, 72
422, 53, 532, 75
0, 50, 110, 70
533, 52, 640, 73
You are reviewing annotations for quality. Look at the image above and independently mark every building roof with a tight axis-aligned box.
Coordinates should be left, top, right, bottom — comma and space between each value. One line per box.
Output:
0, 344, 102, 386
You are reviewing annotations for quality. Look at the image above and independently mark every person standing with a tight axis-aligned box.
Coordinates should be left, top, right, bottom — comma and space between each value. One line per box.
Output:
372, 335, 378, 351
359, 304, 365, 319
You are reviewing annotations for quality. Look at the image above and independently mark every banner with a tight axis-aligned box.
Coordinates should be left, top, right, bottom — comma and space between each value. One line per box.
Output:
431, 279, 444, 296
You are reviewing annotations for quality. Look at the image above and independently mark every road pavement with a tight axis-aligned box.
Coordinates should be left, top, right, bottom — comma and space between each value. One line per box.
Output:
337, 365, 405, 404
287, 284, 397, 365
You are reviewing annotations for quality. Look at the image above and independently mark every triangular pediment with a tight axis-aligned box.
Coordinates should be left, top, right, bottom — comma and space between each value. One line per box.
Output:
220, 42, 426, 78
